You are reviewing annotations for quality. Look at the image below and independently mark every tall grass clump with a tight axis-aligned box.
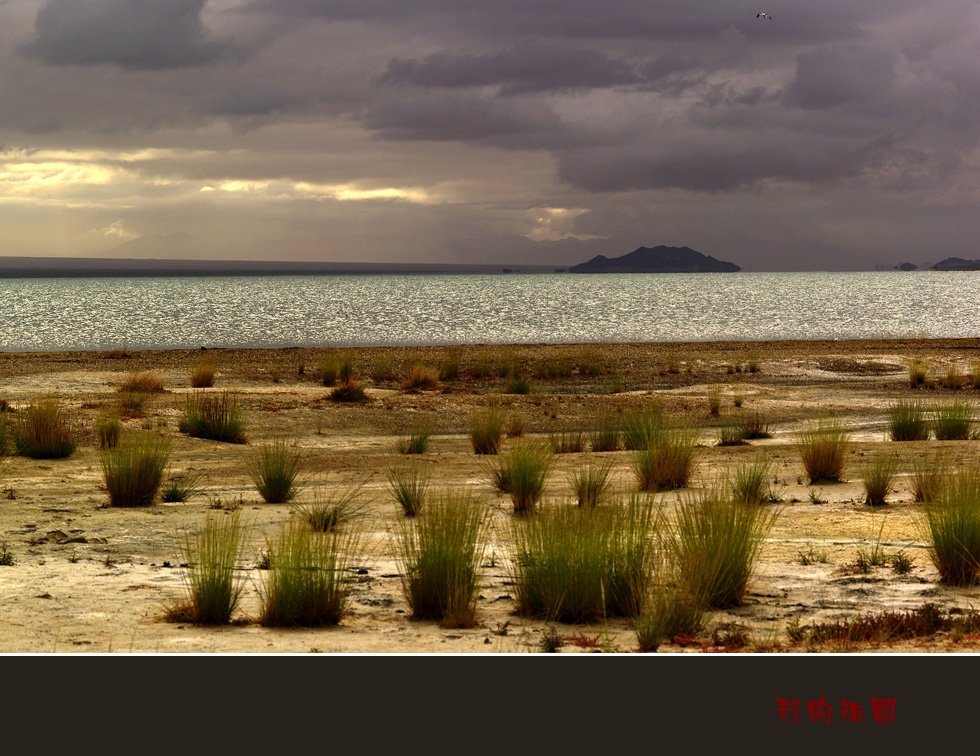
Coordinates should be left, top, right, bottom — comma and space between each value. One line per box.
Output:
496, 441, 553, 514
318, 355, 339, 385
14, 397, 78, 459
707, 386, 722, 416
178, 391, 248, 443
329, 380, 369, 403
739, 411, 773, 440
100, 432, 173, 507
629, 425, 701, 492
933, 401, 974, 440
887, 400, 929, 441
621, 407, 665, 451
397, 491, 489, 628
190, 360, 216, 389
589, 414, 622, 452
717, 423, 747, 447
923, 470, 980, 586
796, 420, 849, 484
293, 484, 368, 532
469, 406, 504, 455
386, 464, 430, 517
908, 359, 930, 388
402, 364, 440, 392
634, 583, 706, 652
861, 452, 899, 507
665, 487, 779, 609
395, 428, 430, 454
437, 352, 460, 381
119, 371, 164, 393
909, 450, 951, 503
164, 511, 247, 625
727, 456, 774, 505
96, 413, 122, 449
258, 520, 364, 627
247, 438, 303, 503
511, 496, 659, 623
161, 468, 205, 503
568, 458, 614, 508
548, 430, 585, 454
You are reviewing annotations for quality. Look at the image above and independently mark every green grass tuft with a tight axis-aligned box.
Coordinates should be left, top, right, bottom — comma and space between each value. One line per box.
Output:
923, 470, 980, 586
511, 496, 660, 623
796, 420, 849, 484
258, 519, 364, 627
397, 491, 489, 628
887, 400, 929, 441
665, 487, 778, 609
469, 406, 504, 455
247, 438, 303, 503
14, 397, 78, 459
178, 391, 248, 443
164, 510, 247, 625
100, 432, 172, 507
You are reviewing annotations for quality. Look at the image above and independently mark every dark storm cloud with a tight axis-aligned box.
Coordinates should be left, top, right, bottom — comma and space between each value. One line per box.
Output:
364, 90, 566, 147
246, 0, 922, 44
21, 0, 237, 70
379, 44, 641, 96
557, 131, 890, 193
785, 45, 900, 109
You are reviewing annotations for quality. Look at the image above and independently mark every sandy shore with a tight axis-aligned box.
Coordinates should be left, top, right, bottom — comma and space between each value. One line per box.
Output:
3, 338, 980, 654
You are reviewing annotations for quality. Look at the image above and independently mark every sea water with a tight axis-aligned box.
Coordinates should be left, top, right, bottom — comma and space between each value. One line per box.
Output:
1, 270, 978, 352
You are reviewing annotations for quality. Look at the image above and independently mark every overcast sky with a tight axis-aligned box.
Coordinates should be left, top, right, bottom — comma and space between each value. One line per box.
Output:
1, 0, 978, 270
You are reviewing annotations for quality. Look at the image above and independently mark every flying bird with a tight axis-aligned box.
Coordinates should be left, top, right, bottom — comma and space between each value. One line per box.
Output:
757, 12, 772, 19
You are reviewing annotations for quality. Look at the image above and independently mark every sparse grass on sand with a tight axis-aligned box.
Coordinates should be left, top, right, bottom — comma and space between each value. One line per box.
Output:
163, 510, 247, 625
100, 431, 173, 507
397, 491, 489, 628
178, 391, 248, 443
258, 519, 364, 627
14, 397, 78, 459
511, 496, 659, 623
247, 438, 303, 503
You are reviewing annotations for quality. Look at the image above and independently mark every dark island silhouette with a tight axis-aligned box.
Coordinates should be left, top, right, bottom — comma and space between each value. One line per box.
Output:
569, 245, 741, 273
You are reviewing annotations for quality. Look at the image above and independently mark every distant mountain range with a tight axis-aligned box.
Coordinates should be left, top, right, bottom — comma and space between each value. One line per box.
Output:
569, 245, 741, 274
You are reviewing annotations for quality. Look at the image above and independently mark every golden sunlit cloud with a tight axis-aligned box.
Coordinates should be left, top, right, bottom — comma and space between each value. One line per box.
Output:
293, 181, 439, 204
523, 207, 603, 241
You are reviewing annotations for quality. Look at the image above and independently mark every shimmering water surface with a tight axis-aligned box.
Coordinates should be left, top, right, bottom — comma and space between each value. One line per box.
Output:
1, 271, 978, 352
